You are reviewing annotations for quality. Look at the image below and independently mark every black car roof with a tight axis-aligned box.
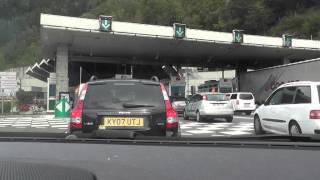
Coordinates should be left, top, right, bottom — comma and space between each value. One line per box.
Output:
88, 78, 161, 85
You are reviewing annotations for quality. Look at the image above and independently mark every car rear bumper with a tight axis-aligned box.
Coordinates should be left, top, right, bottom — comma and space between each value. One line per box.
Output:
174, 107, 185, 113
200, 109, 234, 116
78, 125, 179, 137
234, 106, 256, 111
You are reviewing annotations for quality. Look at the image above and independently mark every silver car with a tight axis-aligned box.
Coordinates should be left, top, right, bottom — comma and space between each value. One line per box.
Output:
184, 93, 234, 122
171, 96, 187, 114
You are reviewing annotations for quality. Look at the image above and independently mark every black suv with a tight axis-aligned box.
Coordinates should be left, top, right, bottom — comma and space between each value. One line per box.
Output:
70, 79, 180, 137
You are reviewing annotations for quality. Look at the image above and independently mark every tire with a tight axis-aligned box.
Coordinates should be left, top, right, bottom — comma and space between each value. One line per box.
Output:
254, 115, 265, 135
289, 121, 302, 136
196, 111, 202, 122
183, 110, 189, 120
226, 117, 233, 122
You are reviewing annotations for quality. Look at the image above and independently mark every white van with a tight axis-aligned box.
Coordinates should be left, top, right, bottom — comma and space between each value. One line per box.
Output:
229, 92, 256, 115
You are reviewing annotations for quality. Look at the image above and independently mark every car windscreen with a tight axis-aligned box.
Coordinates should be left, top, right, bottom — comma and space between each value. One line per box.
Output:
206, 94, 227, 101
84, 82, 165, 110
171, 96, 186, 102
239, 94, 253, 100
318, 86, 320, 103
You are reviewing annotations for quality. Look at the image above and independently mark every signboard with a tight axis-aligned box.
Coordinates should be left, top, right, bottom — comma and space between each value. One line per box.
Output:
282, 34, 293, 47
59, 92, 70, 102
233, 30, 244, 43
0, 72, 17, 96
173, 23, 186, 39
99, 15, 112, 32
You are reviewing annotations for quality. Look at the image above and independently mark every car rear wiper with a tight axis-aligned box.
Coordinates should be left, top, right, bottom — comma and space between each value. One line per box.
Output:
122, 103, 155, 108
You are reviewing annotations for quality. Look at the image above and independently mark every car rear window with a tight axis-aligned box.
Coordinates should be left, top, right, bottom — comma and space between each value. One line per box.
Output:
318, 86, 320, 103
206, 94, 227, 101
170, 96, 185, 102
239, 94, 253, 100
84, 82, 165, 109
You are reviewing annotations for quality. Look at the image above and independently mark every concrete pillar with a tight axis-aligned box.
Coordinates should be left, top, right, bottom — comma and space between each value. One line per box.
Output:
56, 45, 69, 100
235, 65, 247, 92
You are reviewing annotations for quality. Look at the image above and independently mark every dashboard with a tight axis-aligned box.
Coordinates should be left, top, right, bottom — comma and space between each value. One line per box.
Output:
0, 140, 319, 180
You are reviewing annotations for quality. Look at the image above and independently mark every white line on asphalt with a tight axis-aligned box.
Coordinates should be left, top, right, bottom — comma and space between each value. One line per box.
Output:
181, 133, 192, 136
219, 131, 253, 135
51, 125, 68, 128
186, 130, 214, 134
234, 116, 253, 120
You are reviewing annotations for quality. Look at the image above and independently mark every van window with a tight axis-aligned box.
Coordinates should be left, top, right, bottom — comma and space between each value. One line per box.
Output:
318, 86, 320, 104
230, 94, 237, 99
268, 88, 283, 105
206, 94, 227, 101
280, 87, 296, 104
239, 94, 253, 100
294, 86, 311, 104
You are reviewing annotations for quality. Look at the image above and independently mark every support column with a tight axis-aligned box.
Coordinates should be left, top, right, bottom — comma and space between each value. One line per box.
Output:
56, 45, 69, 100
235, 65, 247, 92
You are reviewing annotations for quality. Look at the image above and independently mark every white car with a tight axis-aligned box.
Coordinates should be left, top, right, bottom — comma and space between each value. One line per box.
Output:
254, 81, 320, 135
183, 93, 234, 122
229, 92, 256, 115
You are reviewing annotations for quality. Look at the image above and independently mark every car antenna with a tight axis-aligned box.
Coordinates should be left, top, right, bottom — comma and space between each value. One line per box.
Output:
89, 75, 98, 81
150, 76, 159, 82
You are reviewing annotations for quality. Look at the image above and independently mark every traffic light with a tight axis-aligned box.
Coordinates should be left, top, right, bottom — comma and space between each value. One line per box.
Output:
173, 23, 186, 39
99, 15, 112, 32
282, 34, 293, 48
233, 30, 244, 43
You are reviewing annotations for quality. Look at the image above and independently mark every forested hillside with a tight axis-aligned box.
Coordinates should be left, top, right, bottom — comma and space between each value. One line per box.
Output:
0, 0, 319, 70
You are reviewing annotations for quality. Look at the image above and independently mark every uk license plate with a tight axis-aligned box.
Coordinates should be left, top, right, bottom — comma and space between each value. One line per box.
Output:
244, 103, 250, 107
99, 117, 144, 129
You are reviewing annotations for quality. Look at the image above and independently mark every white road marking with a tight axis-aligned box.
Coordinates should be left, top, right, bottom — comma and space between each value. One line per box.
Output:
219, 131, 252, 135
186, 130, 215, 134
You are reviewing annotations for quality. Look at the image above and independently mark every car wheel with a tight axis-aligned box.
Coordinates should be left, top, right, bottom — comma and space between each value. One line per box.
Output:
183, 110, 189, 120
289, 121, 302, 136
254, 115, 265, 135
226, 117, 233, 122
196, 111, 202, 122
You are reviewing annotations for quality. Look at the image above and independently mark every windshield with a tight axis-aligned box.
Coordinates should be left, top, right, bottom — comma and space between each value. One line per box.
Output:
239, 94, 254, 100
206, 94, 228, 101
170, 96, 186, 102
0, 0, 319, 144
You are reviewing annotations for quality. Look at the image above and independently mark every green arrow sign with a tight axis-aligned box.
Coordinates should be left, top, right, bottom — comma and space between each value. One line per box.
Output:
99, 15, 112, 32
282, 34, 292, 47
233, 30, 243, 43
55, 98, 70, 118
174, 23, 186, 39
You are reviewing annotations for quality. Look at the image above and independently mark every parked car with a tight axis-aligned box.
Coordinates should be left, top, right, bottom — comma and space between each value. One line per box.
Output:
254, 81, 320, 135
229, 92, 256, 115
170, 96, 186, 114
70, 79, 179, 137
184, 93, 234, 122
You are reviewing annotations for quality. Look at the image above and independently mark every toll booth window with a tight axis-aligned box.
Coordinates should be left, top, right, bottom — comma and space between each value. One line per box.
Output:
49, 84, 56, 97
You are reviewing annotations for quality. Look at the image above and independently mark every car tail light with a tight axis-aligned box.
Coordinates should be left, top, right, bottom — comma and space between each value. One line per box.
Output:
310, 110, 320, 119
203, 95, 208, 100
71, 101, 83, 129
70, 84, 88, 129
160, 84, 178, 129
236, 100, 239, 105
